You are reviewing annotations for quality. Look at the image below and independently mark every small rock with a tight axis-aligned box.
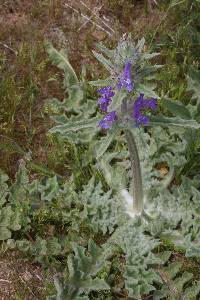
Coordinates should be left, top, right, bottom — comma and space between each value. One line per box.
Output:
22, 271, 33, 281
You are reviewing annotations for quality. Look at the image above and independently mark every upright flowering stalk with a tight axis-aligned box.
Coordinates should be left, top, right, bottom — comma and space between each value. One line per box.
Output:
97, 95, 157, 217
95, 37, 158, 218
125, 129, 144, 215
125, 94, 157, 215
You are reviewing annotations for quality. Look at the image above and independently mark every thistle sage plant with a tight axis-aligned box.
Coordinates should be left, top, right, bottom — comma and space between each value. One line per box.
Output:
93, 35, 160, 217
92, 33, 200, 221
48, 35, 200, 223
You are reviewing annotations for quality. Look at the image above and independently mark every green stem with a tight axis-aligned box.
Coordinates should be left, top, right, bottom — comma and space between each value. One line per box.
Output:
125, 129, 144, 215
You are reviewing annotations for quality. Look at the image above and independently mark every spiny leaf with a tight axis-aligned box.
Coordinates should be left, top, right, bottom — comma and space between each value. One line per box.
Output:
9, 160, 29, 202
149, 115, 200, 129
136, 37, 145, 53
144, 52, 160, 60
89, 78, 113, 87
0, 170, 9, 206
162, 98, 192, 119
45, 42, 78, 85
96, 43, 114, 58
92, 51, 114, 73
183, 281, 200, 298
49, 116, 100, 134
95, 126, 119, 159
135, 83, 158, 98
154, 260, 200, 300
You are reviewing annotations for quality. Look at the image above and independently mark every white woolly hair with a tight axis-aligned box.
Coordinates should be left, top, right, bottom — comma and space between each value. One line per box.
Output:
120, 189, 142, 219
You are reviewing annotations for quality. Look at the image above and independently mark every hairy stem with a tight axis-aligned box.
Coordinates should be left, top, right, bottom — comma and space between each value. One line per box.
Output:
125, 129, 144, 215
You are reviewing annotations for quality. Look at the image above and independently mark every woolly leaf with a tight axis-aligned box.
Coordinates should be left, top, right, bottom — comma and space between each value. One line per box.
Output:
47, 277, 71, 300
110, 221, 161, 299
0, 170, 9, 206
49, 240, 109, 299
144, 52, 160, 60
98, 159, 127, 191
148, 176, 200, 259
154, 260, 200, 300
9, 159, 29, 202
16, 239, 31, 252
49, 116, 100, 134
149, 115, 200, 129
136, 37, 145, 53
183, 281, 200, 298
174, 271, 193, 291
163, 261, 182, 279
45, 42, 78, 85
0, 227, 11, 240
38, 176, 60, 202
92, 51, 114, 73
96, 43, 114, 58
78, 277, 109, 290
95, 126, 119, 159
46, 44, 91, 115
0, 206, 22, 240
89, 78, 113, 87
57, 128, 98, 144
187, 66, 200, 106
162, 98, 192, 119
156, 251, 172, 264
135, 83, 158, 99
80, 177, 122, 234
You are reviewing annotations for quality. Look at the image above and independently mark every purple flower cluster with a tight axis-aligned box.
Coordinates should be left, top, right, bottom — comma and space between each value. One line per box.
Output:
97, 62, 157, 130
97, 86, 115, 112
97, 86, 117, 129
97, 62, 134, 130
117, 61, 133, 93
133, 93, 157, 126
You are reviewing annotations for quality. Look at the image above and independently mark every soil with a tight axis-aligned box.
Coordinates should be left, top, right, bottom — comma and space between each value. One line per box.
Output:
0, 250, 47, 299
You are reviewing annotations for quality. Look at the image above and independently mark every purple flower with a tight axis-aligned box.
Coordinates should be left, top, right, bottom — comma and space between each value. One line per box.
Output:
99, 111, 117, 129
97, 97, 111, 112
133, 93, 157, 126
97, 86, 115, 112
97, 86, 115, 98
117, 61, 133, 93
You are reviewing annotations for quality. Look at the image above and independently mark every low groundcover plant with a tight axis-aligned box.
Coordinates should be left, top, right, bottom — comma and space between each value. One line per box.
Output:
96, 57, 158, 216
91, 34, 200, 219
